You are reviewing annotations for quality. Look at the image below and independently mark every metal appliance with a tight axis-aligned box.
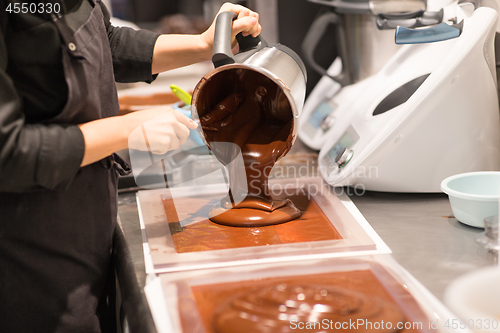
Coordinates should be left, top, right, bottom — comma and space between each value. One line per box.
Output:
311, 2, 500, 192
299, 0, 452, 150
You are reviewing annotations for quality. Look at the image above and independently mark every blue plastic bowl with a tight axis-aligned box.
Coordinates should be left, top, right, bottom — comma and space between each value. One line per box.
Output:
441, 172, 500, 228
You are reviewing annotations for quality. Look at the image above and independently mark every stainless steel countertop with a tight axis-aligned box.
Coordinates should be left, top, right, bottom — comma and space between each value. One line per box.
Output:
117, 187, 497, 295
115, 148, 497, 332
349, 191, 497, 300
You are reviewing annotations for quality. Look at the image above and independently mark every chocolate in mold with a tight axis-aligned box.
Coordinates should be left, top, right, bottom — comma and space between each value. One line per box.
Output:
208, 198, 301, 227
213, 283, 404, 333
195, 68, 300, 226
163, 190, 342, 253
188, 269, 431, 333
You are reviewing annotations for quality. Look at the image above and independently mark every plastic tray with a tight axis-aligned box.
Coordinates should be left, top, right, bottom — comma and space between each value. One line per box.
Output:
145, 255, 463, 333
137, 177, 390, 273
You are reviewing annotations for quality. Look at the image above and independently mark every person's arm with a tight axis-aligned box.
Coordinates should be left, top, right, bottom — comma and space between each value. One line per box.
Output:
78, 2, 259, 167
102, 2, 260, 80
101, 2, 161, 83
0, 19, 195, 193
0, 14, 84, 192
151, 3, 261, 74
78, 107, 197, 167
81, 3, 260, 169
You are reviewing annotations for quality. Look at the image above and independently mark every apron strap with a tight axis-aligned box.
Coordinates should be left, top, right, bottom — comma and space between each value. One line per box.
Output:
50, 13, 85, 59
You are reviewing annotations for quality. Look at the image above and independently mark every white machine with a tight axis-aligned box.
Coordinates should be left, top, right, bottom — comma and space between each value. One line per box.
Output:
299, 1, 500, 192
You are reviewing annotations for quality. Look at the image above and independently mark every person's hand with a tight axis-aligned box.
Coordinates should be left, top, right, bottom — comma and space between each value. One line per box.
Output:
200, 2, 262, 50
125, 107, 198, 155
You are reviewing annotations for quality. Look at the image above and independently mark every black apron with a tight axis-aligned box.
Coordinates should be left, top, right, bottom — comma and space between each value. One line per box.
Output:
0, 1, 125, 332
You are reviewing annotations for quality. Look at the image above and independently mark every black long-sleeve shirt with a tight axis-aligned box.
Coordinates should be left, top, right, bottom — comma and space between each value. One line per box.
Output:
0, 0, 160, 192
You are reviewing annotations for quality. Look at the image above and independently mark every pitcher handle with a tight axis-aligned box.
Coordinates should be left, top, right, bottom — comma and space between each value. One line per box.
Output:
235, 32, 262, 53
212, 11, 264, 68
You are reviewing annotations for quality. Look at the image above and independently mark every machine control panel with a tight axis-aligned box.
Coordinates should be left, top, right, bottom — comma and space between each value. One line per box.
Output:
302, 99, 338, 138
321, 126, 359, 174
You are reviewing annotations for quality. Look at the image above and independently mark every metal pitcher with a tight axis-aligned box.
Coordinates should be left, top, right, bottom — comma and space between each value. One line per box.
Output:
191, 11, 307, 153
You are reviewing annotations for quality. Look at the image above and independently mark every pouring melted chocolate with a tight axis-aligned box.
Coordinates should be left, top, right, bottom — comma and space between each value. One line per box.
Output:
196, 68, 301, 226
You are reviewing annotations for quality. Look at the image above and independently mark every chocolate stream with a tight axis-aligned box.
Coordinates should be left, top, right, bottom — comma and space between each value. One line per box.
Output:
196, 69, 301, 226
